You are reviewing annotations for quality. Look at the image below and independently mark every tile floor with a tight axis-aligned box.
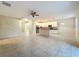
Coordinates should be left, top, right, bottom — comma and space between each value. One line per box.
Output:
0, 34, 79, 57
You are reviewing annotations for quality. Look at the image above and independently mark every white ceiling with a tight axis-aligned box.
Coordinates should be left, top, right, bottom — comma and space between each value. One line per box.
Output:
0, 1, 79, 20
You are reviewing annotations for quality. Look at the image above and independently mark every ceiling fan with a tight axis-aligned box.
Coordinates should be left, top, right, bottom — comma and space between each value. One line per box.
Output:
30, 10, 39, 18
27, 10, 39, 18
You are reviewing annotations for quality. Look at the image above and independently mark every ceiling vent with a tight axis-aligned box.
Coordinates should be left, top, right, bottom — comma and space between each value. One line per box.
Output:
2, 1, 11, 7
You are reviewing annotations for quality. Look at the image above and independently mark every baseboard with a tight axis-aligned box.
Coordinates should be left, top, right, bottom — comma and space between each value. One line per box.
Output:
0, 33, 23, 39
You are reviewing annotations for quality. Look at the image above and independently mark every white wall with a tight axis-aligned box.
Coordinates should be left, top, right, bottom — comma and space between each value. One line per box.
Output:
0, 15, 22, 38
77, 17, 79, 40
73, 10, 79, 43
76, 15, 79, 43
59, 17, 76, 41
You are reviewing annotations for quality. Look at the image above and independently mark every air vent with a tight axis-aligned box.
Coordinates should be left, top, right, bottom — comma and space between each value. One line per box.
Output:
2, 1, 11, 7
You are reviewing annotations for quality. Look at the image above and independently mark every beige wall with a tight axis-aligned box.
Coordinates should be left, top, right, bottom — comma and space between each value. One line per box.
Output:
0, 15, 22, 38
